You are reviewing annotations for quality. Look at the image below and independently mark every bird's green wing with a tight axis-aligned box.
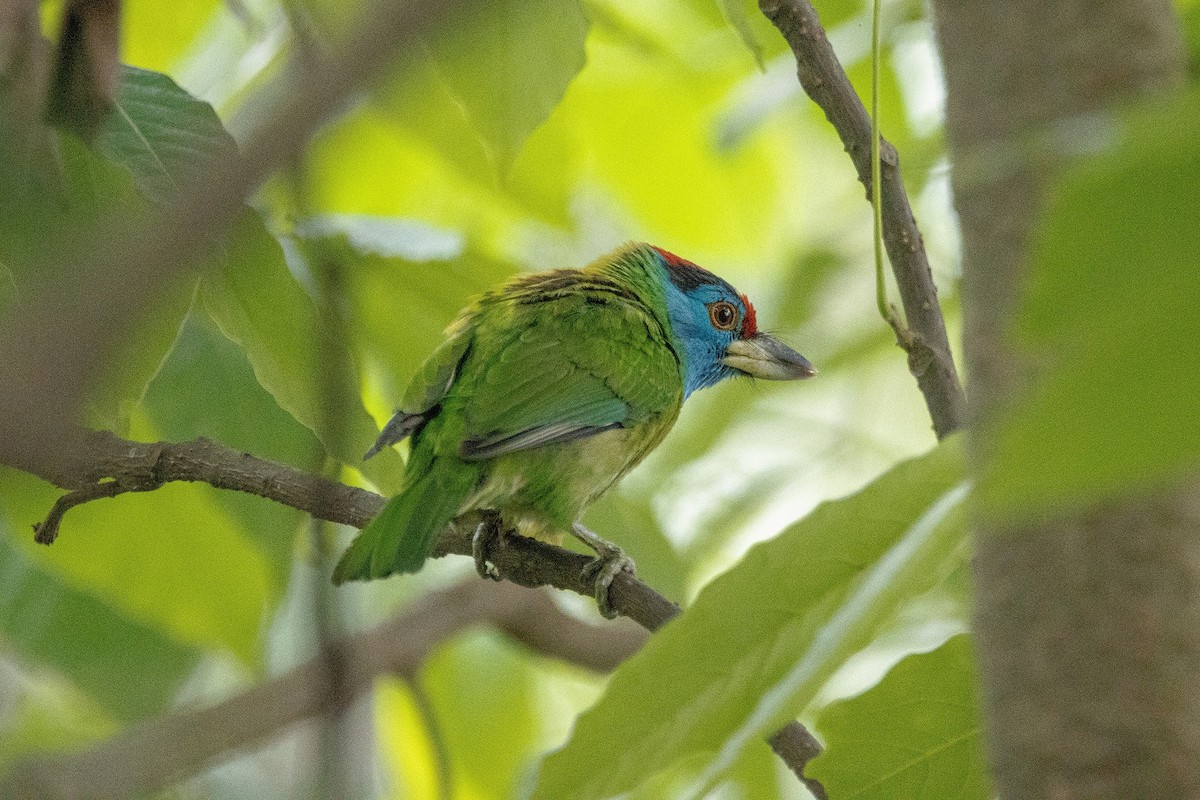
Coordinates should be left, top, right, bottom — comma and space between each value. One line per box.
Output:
364, 315, 475, 460
459, 285, 680, 460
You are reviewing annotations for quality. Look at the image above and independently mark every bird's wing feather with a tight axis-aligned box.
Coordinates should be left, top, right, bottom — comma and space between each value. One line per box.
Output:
364, 315, 475, 460
458, 281, 680, 460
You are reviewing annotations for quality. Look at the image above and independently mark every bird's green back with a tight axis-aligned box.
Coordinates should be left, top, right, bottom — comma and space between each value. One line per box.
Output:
334, 244, 685, 583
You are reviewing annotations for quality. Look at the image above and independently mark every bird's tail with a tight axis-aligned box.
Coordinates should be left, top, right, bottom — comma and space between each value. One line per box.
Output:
332, 460, 480, 584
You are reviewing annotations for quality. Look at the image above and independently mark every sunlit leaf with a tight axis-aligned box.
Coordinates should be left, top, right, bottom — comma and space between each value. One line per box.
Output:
510, 14, 805, 259
979, 89, 1200, 522
0, 469, 269, 666
420, 631, 542, 798
716, 0, 767, 70
808, 634, 990, 799
375, 679, 442, 800
123, 0, 222, 73
200, 209, 404, 491
0, 529, 198, 719
533, 439, 967, 800
377, 0, 589, 177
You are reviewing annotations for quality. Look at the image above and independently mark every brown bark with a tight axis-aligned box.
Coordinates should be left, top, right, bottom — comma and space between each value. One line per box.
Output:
928, 1, 1193, 797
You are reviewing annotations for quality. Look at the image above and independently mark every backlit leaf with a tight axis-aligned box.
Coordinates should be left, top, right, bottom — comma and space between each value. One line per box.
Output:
533, 439, 967, 799
808, 634, 990, 799
0, 469, 271, 667
200, 209, 405, 491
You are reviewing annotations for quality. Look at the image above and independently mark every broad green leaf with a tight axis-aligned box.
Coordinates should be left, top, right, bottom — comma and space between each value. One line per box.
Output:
978, 88, 1200, 523
532, 439, 968, 800
508, 12, 808, 260
136, 313, 319, 579
95, 65, 238, 205
1, 469, 273, 666
716, 0, 767, 70
69, 64, 242, 428
299, 106, 535, 236
2, 66, 233, 424
0, 132, 194, 433
377, 0, 589, 177
808, 634, 990, 799
375, 680, 442, 800
0, 530, 198, 720
200, 209, 404, 491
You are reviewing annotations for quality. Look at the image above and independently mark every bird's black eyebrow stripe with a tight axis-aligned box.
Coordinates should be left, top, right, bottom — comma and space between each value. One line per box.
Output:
664, 262, 738, 297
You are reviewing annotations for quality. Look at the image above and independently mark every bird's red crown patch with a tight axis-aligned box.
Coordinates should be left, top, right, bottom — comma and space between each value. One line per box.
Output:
651, 246, 696, 271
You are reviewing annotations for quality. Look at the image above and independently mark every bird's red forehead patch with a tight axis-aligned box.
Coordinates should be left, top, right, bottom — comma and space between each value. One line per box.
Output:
739, 293, 758, 338
652, 246, 697, 271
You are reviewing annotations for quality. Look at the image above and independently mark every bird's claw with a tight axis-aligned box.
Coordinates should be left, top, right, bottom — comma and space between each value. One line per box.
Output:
472, 512, 503, 581
572, 524, 636, 619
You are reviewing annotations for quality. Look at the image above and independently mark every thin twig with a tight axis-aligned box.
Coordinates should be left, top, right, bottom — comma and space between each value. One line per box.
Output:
32, 480, 122, 543
759, 0, 966, 440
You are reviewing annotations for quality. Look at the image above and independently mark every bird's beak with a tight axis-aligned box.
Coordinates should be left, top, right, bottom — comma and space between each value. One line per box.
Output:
722, 334, 816, 380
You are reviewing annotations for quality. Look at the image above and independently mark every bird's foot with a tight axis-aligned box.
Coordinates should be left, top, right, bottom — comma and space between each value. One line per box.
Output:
472, 511, 505, 581
571, 523, 636, 619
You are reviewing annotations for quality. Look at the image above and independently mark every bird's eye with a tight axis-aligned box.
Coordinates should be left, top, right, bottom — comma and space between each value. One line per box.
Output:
708, 301, 738, 331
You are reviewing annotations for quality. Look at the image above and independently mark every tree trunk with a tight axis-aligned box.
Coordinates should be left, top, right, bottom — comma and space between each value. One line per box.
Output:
927, 1, 1195, 798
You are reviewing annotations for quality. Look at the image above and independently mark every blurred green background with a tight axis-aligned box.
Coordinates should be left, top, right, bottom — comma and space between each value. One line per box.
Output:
5, 0, 1195, 797
0, 0, 964, 796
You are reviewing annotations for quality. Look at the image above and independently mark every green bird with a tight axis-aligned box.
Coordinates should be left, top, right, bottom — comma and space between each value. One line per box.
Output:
333, 243, 815, 615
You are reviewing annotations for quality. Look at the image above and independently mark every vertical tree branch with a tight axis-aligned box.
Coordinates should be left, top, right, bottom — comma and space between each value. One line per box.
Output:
759, 0, 966, 440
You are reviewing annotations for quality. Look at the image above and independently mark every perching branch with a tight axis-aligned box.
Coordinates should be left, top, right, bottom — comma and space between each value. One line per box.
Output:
759, 0, 966, 440
0, 578, 649, 800
6, 429, 826, 797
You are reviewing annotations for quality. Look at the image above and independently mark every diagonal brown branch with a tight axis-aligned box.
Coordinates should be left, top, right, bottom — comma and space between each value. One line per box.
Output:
5, 429, 826, 796
0, 578, 649, 800
759, 0, 966, 440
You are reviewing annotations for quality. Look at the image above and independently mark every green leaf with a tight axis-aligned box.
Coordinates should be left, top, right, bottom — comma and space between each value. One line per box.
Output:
377, 0, 589, 177
715, 0, 766, 70
978, 88, 1200, 523
200, 209, 404, 490
137, 312, 319, 578
122, 0, 222, 74
422, 630, 541, 798
0, 530, 198, 720
0, 469, 273, 666
808, 634, 990, 799
532, 438, 968, 800
94, 65, 238, 205
0, 133, 196, 434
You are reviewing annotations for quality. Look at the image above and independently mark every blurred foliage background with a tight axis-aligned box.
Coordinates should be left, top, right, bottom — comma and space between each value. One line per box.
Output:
3, 0, 1198, 798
